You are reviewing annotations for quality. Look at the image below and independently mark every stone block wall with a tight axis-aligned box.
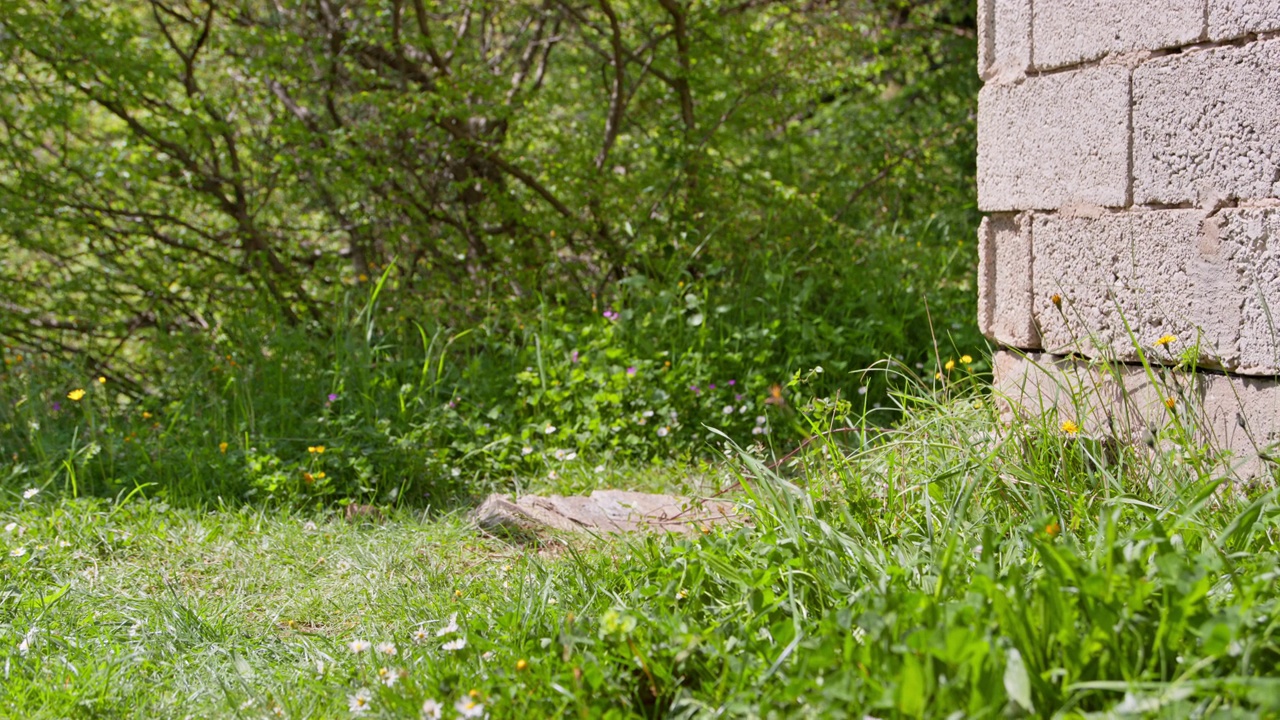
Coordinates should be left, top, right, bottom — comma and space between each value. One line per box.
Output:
976, 0, 1280, 478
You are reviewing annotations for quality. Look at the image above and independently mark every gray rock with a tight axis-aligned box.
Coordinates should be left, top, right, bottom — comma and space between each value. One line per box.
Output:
474, 490, 739, 536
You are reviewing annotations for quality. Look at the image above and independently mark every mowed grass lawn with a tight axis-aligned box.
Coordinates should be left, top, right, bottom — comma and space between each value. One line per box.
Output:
4, 396, 1280, 719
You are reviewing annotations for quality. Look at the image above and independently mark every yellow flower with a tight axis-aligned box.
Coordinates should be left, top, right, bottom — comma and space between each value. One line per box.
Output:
960, 355, 973, 365
67, 389, 86, 401
316, 472, 326, 479
1060, 420, 1079, 435
308, 445, 326, 454
516, 659, 528, 672
1165, 397, 1176, 409
944, 360, 956, 371
1045, 521, 1061, 537
141, 411, 152, 419
1155, 334, 1177, 347
219, 442, 229, 453
97, 376, 106, 384
358, 274, 369, 283
1050, 294, 1062, 307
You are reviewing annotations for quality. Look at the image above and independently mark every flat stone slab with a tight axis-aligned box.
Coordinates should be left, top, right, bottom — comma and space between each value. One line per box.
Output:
474, 490, 740, 535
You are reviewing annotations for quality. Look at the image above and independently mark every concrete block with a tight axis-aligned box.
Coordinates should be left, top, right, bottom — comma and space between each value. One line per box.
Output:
1032, 0, 1204, 70
1216, 208, 1280, 374
1134, 40, 1280, 206
978, 214, 1041, 348
993, 350, 1280, 482
978, 65, 1131, 212
979, 0, 1032, 80
1030, 208, 1280, 375
1209, 0, 1280, 40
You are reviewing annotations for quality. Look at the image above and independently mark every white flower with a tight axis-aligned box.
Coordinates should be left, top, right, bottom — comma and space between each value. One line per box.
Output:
348, 688, 372, 715
641, 410, 654, 418
756, 416, 766, 425
377, 666, 400, 687
857, 385, 868, 395
303, 521, 318, 532
442, 637, 467, 651
421, 699, 444, 719
722, 405, 734, 414
10, 547, 26, 558
594, 465, 605, 474
547, 470, 558, 480
376, 641, 397, 656
435, 613, 459, 637
412, 628, 430, 643
22, 488, 39, 499
336, 561, 351, 572
543, 424, 556, 434
451, 467, 462, 478
656, 427, 669, 437
57, 540, 70, 548
565, 451, 577, 461
738, 405, 748, 414
554, 449, 567, 461
521, 446, 533, 456
3, 522, 15, 533
455, 698, 485, 719
348, 639, 371, 654
481, 651, 495, 661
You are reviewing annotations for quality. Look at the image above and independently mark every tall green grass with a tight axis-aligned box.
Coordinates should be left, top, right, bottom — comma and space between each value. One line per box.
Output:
3, 370, 1277, 717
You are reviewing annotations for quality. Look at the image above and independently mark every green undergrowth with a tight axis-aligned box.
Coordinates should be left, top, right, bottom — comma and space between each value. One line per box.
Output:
0, 212, 983, 507
3, 377, 1278, 718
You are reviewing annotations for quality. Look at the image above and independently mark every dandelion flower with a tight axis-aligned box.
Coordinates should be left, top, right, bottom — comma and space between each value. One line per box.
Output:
376, 641, 397, 656
348, 688, 372, 715
1050, 293, 1062, 307
421, 699, 444, 719
22, 488, 39, 499
960, 355, 973, 364
436, 614, 459, 636
442, 637, 467, 651
455, 698, 485, 719
657, 427, 669, 437
97, 376, 106, 384
1155, 334, 1177, 347
67, 389, 85, 401
219, 442, 229, 454
516, 658, 528, 671
1060, 420, 1079, 435
348, 639, 371, 654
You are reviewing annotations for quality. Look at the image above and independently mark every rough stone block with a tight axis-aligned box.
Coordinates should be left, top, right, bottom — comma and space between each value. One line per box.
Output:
1134, 40, 1280, 206
978, 66, 1130, 212
978, 214, 1041, 348
978, 0, 1032, 80
1030, 208, 1280, 375
1209, 0, 1280, 40
1032, 0, 1204, 70
994, 350, 1280, 481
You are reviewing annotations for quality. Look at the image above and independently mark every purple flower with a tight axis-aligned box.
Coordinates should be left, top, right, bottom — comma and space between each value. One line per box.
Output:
327, 393, 339, 403
51, 401, 61, 412
728, 379, 736, 386
626, 366, 637, 376
603, 309, 620, 322
571, 350, 579, 364
709, 383, 717, 390
735, 393, 744, 401
690, 384, 700, 394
